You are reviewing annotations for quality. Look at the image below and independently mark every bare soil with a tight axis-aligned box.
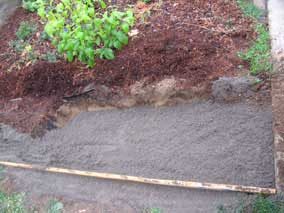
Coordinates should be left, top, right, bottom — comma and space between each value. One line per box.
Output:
0, 0, 256, 134
0, 99, 274, 212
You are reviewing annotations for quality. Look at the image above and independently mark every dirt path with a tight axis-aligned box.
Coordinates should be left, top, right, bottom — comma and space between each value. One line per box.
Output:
0, 0, 19, 27
0, 99, 274, 212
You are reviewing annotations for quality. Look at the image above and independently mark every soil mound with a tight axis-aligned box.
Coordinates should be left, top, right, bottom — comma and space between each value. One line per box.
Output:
19, 62, 75, 97
0, 61, 93, 99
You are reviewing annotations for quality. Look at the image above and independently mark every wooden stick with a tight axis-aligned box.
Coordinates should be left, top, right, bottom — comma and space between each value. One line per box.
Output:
0, 161, 276, 195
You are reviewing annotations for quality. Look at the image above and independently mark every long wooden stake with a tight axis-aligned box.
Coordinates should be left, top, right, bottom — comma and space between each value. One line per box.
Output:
0, 161, 276, 195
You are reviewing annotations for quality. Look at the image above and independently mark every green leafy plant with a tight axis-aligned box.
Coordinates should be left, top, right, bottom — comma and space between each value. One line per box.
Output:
46, 199, 64, 213
238, 24, 272, 75
22, 0, 45, 12
16, 21, 37, 41
38, 0, 135, 68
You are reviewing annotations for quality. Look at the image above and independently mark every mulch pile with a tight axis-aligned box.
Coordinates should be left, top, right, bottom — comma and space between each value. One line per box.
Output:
0, 0, 255, 134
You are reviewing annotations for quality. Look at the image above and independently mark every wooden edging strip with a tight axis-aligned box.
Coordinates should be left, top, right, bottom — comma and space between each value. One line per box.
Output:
0, 161, 276, 195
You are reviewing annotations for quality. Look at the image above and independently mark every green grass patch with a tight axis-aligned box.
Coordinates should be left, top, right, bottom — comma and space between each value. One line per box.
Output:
237, 0, 272, 75
143, 207, 162, 213
252, 195, 284, 213
0, 186, 63, 213
238, 24, 272, 75
46, 199, 64, 213
218, 195, 284, 213
237, 0, 263, 20
0, 192, 27, 213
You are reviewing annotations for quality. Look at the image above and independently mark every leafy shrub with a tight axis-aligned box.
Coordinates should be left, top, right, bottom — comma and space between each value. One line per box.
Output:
22, 0, 45, 12
38, 0, 135, 67
16, 21, 37, 41
238, 24, 272, 75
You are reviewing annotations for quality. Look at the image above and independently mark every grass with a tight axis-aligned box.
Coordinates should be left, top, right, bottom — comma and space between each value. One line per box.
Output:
0, 192, 26, 213
46, 199, 64, 213
238, 24, 272, 75
237, 0, 263, 20
218, 195, 284, 213
0, 191, 64, 213
143, 207, 162, 213
237, 0, 272, 75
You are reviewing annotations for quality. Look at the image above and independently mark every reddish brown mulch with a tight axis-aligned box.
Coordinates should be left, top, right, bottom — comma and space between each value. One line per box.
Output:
92, 0, 254, 88
0, 0, 255, 134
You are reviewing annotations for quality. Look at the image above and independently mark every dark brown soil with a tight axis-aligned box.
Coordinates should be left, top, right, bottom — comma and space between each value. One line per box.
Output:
0, 0, 256, 134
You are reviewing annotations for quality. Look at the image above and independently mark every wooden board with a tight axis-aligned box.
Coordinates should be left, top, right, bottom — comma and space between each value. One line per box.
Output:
0, 161, 276, 195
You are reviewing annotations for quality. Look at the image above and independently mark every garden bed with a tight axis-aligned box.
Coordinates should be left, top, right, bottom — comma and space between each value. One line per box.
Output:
0, 0, 260, 135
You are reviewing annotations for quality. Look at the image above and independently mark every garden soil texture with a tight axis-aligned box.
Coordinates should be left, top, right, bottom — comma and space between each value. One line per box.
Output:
0, 0, 255, 134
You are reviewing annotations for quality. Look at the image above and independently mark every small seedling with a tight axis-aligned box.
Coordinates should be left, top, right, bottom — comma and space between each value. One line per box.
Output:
40, 31, 50, 41
16, 21, 37, 41
253, 78, 263, 85
143, 207, 162, 213
46, 199, 64, 213
0, 192, 26, 213
9, 40, 25, 53
217, 205, 226, 213
140, 10, 152, 24
44, 52, 57, 63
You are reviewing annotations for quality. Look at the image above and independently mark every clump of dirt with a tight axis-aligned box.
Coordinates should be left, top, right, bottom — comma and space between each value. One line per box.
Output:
0, 71, 19, 98
0, 61, 92, 98
19, 62, 80, 97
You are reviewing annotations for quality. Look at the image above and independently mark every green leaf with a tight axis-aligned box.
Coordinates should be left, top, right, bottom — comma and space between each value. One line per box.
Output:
58, 43, 64, 54
67, 51, 74, 62
95, 37, 101, 46
100, 0, 106, 9
116, 31, 128, 45
102, 48, 115, 60
114, 41, 122, 49
121, 23, 130, 34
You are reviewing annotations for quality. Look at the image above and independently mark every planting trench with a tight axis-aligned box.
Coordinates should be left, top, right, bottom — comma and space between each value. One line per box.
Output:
0, 76, 276, 212
0, 0, 278, 211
